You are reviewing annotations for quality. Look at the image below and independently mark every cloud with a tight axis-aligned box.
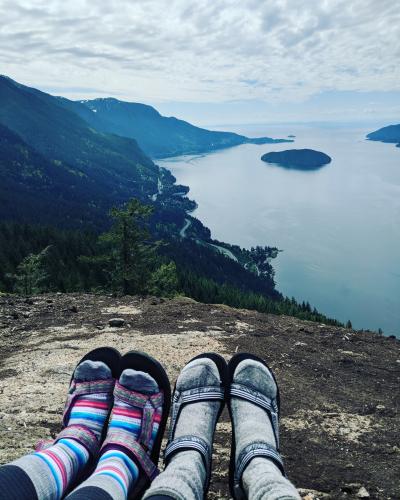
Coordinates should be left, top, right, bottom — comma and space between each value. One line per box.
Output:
0, 0, 399, 111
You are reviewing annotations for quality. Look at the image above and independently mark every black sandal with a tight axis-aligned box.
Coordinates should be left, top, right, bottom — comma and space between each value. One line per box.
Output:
227, 353, 286, 500
163, 353, 228, 499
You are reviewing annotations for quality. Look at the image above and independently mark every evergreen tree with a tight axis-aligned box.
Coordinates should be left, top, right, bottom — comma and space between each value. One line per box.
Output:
88, 199, 157, 294
11, 247, 50, 295
148, 261, 179, 297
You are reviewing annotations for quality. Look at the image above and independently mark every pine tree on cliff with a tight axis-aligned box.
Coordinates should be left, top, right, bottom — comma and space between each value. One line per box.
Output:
91, 199, 157, 294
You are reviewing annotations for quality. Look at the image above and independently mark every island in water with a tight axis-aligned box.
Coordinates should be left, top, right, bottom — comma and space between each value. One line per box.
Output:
261, 148, 332, 170
366, 124, 400, 149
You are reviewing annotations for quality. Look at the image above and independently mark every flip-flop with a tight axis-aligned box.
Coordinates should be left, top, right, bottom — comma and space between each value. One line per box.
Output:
101, 350, 171, 499
164, 352, 228, 498
227, 352, 285, 500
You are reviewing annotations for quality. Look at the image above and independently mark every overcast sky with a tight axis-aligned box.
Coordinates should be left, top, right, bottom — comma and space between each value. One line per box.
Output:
1, 0, 399, 125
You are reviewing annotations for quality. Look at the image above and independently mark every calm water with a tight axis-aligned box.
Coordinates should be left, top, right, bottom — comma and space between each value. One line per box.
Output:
159, 124, 400, 336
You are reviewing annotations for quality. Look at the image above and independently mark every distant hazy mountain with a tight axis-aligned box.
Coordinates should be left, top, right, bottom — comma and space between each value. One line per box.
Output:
366, 124, 400, 148
67, 97, 292, 158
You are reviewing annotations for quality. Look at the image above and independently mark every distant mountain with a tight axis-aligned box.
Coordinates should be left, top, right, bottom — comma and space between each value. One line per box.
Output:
65, 97, 292, 158
0, 75, 162, 226
366, 124, 400, 148
261, 149, 332, 170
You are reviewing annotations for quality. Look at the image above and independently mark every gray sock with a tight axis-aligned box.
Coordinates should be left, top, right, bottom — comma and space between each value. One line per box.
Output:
232, 360, 300, 500
143, 358, 222, 500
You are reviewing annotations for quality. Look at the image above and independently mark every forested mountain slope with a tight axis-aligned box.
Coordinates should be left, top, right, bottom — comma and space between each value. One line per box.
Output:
71, 97, 292, 158
0, 75, 159, 212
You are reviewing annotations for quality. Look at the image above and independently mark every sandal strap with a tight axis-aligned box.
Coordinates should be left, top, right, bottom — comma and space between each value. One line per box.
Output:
113, 381, 164, 450
234, 442, 286, 495
164, 435, 211, 472
63, 378, 115, 426
35, 424, 100, 457
230, 383, 280, 448
114, 381, 164, 409
101, 429, 159, 480
169, 386, 224, 441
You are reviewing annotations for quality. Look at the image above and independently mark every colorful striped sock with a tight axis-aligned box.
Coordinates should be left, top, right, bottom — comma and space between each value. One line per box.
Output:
68, 369, 161, 500
11, 360, 113, 500
67, 360, 113, 439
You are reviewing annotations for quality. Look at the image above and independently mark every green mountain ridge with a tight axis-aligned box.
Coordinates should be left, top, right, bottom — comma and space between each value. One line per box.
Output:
59, 96, 293, 158
0, 76, 159, 204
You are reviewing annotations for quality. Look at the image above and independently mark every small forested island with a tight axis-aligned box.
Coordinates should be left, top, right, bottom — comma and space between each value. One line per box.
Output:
366, 124, 400, 148
261, 148, 332, 170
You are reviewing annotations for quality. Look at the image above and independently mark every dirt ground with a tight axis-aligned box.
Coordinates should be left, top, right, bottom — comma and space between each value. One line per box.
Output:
0, 294, 399, 499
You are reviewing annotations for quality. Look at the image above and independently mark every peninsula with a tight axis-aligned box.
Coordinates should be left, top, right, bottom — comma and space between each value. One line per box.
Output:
366, 124, 400, 149
261, 149, 332, 169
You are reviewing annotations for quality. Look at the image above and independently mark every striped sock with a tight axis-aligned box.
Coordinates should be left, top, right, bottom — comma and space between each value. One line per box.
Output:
11, 360, 113, 500
66, 359, 113, 439
68, 369, 161, 500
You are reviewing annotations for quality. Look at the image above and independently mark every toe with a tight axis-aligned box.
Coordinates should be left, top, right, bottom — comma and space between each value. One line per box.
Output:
233, 359, 277, 400
176, 357, 221, 392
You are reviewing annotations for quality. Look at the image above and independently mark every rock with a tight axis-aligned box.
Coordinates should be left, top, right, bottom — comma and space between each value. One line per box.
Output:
69, 305, 78, 313
298, 489, 330, 499
149, 297, 164, 305
24, 298, 34, 305
108, 318, 125, 327
342, 483, 362, 494
357, 486, 370, 498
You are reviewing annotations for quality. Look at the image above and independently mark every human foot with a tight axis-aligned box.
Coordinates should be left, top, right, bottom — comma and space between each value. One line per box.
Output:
143, 353, 227, 500
228, 353, 300, 500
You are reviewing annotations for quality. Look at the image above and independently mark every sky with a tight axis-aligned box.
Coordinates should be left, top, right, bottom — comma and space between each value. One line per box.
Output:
0, 0, 399, 126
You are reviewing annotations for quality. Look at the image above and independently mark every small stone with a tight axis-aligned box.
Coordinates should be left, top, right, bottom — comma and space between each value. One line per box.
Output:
69, 305, 78, 313
109, 318, 125, 327
342, 483, 362, 494
356, 486, 370, 498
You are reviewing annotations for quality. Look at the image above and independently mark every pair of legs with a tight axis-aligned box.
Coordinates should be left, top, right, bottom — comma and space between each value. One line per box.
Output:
0, 348, 300, 500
